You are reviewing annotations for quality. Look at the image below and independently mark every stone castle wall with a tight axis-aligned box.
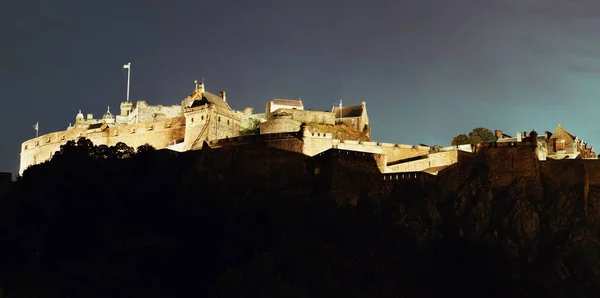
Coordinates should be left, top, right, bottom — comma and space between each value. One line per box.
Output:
260, 118, 302, 134
484, 145, 539, 189
260, 109, 335, 135
333, 140, 430, 165
183, 105, 243, 150
20, 116, 186, 174
203, 135, 307, 196
386, 151, 459, 173
129, 101, 182, 123
270, 108, 335, 125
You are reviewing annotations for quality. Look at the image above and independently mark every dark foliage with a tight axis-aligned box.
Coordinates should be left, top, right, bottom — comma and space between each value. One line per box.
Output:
240, 118, 260, 135
451, 127, 497, 146
0, 139, 598, 297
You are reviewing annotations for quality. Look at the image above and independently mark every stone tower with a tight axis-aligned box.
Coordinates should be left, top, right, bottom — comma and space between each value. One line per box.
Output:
120, 101, 134, 116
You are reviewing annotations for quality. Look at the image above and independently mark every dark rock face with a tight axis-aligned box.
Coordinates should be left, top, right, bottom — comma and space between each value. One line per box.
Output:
2, 142, 600, 297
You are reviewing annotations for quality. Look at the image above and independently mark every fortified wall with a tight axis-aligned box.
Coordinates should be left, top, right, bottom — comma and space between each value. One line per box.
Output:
260, 108, 335, 134
20, 116, 187, 174
19, 82, 246, 175
206, 124, 435, 174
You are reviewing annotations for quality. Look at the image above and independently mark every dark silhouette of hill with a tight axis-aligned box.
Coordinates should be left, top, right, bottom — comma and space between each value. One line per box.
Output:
0, 138, 599, 297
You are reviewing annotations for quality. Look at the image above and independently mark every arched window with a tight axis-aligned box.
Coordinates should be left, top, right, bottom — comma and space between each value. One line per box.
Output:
556, 139, 566, 151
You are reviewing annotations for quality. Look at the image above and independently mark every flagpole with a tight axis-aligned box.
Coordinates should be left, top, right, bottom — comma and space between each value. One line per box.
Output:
126, 62, 131, 102
339, 99, 343, 123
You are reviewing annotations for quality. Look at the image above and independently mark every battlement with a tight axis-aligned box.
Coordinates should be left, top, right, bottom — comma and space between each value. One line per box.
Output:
329, 139, 430, 150
382, 171, 436, 181
20, 116, 187, 175
315, 148, 379, 159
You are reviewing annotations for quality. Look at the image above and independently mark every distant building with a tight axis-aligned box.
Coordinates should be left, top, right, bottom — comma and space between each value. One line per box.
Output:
266, 99, 304, 113
331, 101, 369, 133
494, 125, 596, 160
547, 124, 596, 159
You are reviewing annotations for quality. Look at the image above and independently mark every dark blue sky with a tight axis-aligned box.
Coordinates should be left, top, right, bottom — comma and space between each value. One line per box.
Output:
3, 0, 600, 174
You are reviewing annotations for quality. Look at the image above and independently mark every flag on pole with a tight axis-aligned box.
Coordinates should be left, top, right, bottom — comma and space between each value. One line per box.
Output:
33, 122, 38, 131
123, 63, 130, 69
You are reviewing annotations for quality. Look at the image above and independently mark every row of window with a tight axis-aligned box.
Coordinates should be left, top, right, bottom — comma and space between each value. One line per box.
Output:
25, 135, 68, 150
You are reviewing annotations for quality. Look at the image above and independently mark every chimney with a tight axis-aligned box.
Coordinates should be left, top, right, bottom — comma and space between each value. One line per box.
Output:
524, 131, 529, 138
517, 132, 522, 142
198, 83, 205, 94
361, 101, 366, 109
220, 91, 226, 102
87, 114, 93, 120
495, 130, 503, 140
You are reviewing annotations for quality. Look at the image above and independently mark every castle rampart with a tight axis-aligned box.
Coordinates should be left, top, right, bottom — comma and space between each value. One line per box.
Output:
20, 116, 186, 174
260, 108, 335, 135
386, 151, 459, 173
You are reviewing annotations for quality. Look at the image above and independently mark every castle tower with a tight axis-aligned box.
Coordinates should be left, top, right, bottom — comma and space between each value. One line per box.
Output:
103, 106, 115, 124
75, 110, 84, 122
120, 101, 134, 116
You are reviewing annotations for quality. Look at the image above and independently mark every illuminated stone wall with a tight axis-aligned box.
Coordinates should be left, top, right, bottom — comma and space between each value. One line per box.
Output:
20, 116, 186, 175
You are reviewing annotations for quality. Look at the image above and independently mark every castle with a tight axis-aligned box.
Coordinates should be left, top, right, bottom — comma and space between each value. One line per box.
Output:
19, 83, 597, 177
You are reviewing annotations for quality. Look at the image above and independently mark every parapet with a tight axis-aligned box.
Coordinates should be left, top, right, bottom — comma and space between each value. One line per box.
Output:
382, 171, 436, 181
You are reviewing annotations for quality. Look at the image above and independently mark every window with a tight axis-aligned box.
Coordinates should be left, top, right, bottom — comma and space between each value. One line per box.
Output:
166, 123, 172, 128
24, 145, 28, 150
191, 118, 194, 122
148, 125, 153, 131
114, 131, 119, 136
556, 139, 566, 151
201, 115, 204, 120
227, 119, 230, 125
218, 116, 221, 122
60, 135, 65, 140
131, 128, 136, 134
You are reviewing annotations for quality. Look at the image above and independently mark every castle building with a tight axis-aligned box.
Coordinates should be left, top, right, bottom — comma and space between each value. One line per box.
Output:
266, 99, 304, 113
495, 125, 596, 160
332, 101, 369, 133
19, 83, 243, 174
22, 80, 595, 180
547, 124, 596, 159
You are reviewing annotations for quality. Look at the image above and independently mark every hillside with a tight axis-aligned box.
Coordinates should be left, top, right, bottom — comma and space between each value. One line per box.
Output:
0, 140, 599, 297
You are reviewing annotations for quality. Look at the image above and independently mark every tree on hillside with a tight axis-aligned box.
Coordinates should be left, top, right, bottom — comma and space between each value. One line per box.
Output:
451, 127, 496, 146
451, 134, 469, 146
469, 127, 496, 143
137, 144, 156, 154
240, 118, 260, 135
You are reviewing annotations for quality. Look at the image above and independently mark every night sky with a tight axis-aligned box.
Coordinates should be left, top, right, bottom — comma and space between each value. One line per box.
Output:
3, 0, 600, 174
